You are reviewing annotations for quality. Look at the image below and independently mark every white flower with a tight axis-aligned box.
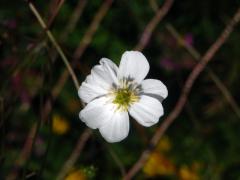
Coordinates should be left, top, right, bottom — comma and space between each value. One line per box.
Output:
78, 51, 168, 143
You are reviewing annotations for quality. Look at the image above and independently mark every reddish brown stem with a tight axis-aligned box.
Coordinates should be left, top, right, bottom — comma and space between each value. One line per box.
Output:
124, 7, 240, 180
60, 0, 88, 41
56, 129, 92, 180
134, 0, 174, 51
6, 123, 37, 180
166, 24, 240, 119
47, 0, 66, 28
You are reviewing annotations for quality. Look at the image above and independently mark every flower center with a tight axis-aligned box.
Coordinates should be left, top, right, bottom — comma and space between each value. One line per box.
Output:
113, 88, 139, 111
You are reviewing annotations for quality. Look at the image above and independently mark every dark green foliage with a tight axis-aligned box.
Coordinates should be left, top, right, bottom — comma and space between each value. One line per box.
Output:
1, 0, 240, 179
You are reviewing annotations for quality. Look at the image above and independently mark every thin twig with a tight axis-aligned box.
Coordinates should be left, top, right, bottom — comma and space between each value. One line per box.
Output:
55, 0, 174, 177
60, 0, 88, 41
56, 129, 92, 180
124, 7, 240, 180
7, 2, 81, 179
15, 123, 36, 167
12, 2, 90, 179
56, 1, 174, 177
47, 0, 66, 28
21, 55, 53, 179
6, 123, 37, 180
104, 143, 126, 177
49, 0, 88, 65
73, 0, 113, 60
134, 0, 174, 51
149, 0, 159, 13
28, 1, 80, 90
166, 24, 240, 119
52, 0, 113, 98
132, 0, 174, 144
7, 63, 50, 178
47, 3, 113, 174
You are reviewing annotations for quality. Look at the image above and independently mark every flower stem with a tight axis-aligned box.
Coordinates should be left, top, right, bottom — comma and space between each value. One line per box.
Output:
28, 1, 80, 90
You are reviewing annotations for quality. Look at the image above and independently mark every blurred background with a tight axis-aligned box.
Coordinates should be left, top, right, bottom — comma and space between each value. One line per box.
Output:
1, 0, 240, 179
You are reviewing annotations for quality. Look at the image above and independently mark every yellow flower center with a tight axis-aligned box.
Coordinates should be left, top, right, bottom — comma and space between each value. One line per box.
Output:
113, 88, 139, 111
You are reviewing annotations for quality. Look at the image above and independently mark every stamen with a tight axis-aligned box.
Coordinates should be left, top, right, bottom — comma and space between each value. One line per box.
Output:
112, 79, 140, 111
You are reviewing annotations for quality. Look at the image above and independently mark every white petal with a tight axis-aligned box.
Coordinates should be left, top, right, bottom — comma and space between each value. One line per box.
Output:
91, 58, 118, 90
78, 58, 118, 103
118, 51, 150, 83
79, 96, 114, 129
141, 79, 168, 100
99, 111, 129, 143
100, 58, 119, 85
129, 95, 163, 127
78, 77, 107, 103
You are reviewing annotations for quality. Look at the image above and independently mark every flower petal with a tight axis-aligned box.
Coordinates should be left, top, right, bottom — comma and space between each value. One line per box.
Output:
78, 58, 118, 103
79, 96, 114, 129
91, 58, 118, 90
118, 51, 150, 83
100, 58, 119, 84
141, 79, 168, 100
78, 76, 107, 103
129, 95, 163, 127
99, 110, 129, 143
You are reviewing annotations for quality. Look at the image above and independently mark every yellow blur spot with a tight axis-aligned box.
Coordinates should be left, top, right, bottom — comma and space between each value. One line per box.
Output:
52, 114, 70, 135
144, 136, 201, 179
144, 136, 175, 177
157, 136, 172, 152
143, 152, 175, 177
65, 169, 86, 180
179, 164, 200, 180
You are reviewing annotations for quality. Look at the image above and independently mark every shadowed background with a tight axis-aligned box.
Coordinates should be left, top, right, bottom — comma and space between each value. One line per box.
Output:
1, 0, 240, 179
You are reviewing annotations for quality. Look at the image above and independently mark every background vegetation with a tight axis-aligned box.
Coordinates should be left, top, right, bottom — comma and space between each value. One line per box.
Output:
1, 0, 240, 179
